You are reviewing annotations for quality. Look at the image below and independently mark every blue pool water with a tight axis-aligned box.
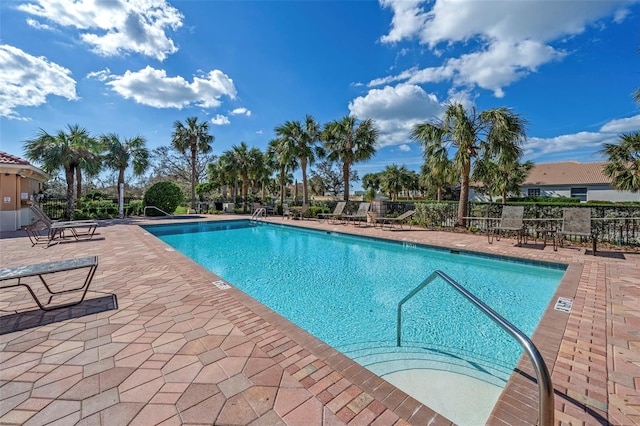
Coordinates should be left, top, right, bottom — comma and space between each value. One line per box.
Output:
144, 220, 565, 383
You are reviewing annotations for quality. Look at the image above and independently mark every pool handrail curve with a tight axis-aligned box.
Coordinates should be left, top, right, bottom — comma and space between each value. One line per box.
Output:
396, 269, 554, 426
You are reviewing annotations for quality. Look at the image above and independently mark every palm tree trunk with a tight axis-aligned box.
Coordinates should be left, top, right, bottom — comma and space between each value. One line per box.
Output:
343, 163, 350, 201
457, 160, 471, 227
279, 167, 285, 206
65, 167, 75, 220
437, 186, 442, 202
301, 158, 308, 205
191, 146, 197, 210
243, 175, 249, 213
75, 165, 82, 208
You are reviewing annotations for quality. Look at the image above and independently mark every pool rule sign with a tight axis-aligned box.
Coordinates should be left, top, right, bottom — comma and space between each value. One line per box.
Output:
554, 297, 573, 313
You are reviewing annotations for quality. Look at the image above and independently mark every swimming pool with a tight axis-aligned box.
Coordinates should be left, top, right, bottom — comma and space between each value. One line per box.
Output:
144, 219, 566, 424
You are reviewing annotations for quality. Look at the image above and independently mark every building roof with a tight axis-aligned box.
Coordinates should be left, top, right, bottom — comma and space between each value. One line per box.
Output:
523, 161, 610, 186
0, 151, 30, 166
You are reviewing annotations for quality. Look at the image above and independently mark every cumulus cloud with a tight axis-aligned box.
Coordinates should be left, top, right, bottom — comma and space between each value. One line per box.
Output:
523, 132, 619, 160
376, 0, 633, 96
0, 44, 77, 119
211, 114, 230, 125
90, 66, 236, 109
231, 107, 251, 116
349, 84, 444, 147
18, 0, 183, 60
599, 114, 640, 133
398, 144, 411, 152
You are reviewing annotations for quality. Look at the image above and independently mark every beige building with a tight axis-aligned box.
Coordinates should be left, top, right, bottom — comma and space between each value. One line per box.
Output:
520, 161, 639, 202
0, 151, 49, 232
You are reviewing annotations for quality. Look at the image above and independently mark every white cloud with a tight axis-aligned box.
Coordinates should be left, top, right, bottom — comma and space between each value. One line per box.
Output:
211, 114, 230, 125
398, 144, 411, 152
231, 107, 251, 116
18, 0, 183, 61
0, 44, 77, 119
523, 131, 618, 160
26, 18, 55, 31
349, 84, 443, 147
599, 114, 640, 133
256, 130, 263, 134
93, 66, 236, 109
376, 0, 633, 97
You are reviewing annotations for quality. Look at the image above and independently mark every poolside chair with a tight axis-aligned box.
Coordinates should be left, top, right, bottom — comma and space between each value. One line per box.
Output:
488, 205, 525, 246
0, 256, 98, 311
26, 205, 98, 246
296, 204, 310, 220
375, 210, 416, 230
342, 202, 371, 226
282, 204, 293, 219
317, 201, 346, 224
555, 208, 597, 255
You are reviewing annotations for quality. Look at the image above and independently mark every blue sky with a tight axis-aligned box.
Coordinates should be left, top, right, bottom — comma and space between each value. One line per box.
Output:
1, 0, 639, 189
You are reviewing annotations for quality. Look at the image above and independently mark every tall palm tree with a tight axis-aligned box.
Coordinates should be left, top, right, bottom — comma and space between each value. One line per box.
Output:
171, 117, 214, 210
101, 133, 149, 217
412, 103, 527, 226
101, 133, 150, 198
24, 124, 100, 219
601, 132, 640, 192
275, 115, 322, 205
267, 138, 298, 206
228, 142, 263, 211
322, 115, 379, 201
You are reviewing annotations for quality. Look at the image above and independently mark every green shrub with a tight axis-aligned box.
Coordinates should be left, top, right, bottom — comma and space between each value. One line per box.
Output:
143, 181, 183, 216
125, 200, 144, 216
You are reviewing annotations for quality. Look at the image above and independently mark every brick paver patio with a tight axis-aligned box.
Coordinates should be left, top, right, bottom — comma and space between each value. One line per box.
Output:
1, 214, 639, 425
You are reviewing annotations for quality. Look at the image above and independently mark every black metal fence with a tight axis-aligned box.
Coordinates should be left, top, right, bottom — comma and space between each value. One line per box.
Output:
37, 197, 640, 246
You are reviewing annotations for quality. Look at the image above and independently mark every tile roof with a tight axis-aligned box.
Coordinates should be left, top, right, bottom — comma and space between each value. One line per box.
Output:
523, 161, 610, 186
0, 151, 30, 166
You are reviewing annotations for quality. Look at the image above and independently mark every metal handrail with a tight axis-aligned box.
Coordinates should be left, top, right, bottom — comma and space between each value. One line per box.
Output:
251, 207, 266, 220
144, 206, 173, 217
397, 270, 554, 426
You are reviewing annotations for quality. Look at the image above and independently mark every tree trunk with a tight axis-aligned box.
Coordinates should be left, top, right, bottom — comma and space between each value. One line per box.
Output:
457, 160, 471, 227
65, 167, 75, 220
75, 165, 82, 208
437, 186, 442, 202
279, 167, 285, 207
242, 175, 249, 213
301, 157, 308, 205
343, 162, 350, 201
190, 144, 197, 210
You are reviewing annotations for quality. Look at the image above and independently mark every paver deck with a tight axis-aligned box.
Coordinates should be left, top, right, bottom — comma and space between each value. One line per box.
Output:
1, 214, 639, 425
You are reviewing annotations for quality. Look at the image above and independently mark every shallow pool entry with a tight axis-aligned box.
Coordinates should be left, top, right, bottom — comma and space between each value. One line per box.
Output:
144, 220, 566, 425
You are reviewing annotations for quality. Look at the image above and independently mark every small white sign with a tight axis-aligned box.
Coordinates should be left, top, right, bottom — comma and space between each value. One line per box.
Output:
3, 197, 10, 203
213, 280, 231, 290
21, 192, 29, 200
554, 297, 573, 313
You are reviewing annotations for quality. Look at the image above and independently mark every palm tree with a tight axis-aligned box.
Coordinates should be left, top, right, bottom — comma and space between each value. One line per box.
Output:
412, 103, 527, 226
267, 138, 298, 206
380, 164, 407, 201
102, 134, 150, 186
322, 115, 379, 201
473, 155, 533, 203
101, 133, 150, 208
275, 115, 322, 205
24, 124, 100, 219
420, 146, 457, 202
171, 117, 214, 210
227, 142, 263, 211
601, 132, 640, 192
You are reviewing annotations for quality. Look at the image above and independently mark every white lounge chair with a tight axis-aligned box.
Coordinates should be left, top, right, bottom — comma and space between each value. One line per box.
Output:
375, 210, 416, 230
317, 202, 346, 224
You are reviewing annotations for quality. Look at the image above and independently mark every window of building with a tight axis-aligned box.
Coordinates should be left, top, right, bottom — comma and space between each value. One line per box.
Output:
570, 187, 587, 202
527, 188, 541, 197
